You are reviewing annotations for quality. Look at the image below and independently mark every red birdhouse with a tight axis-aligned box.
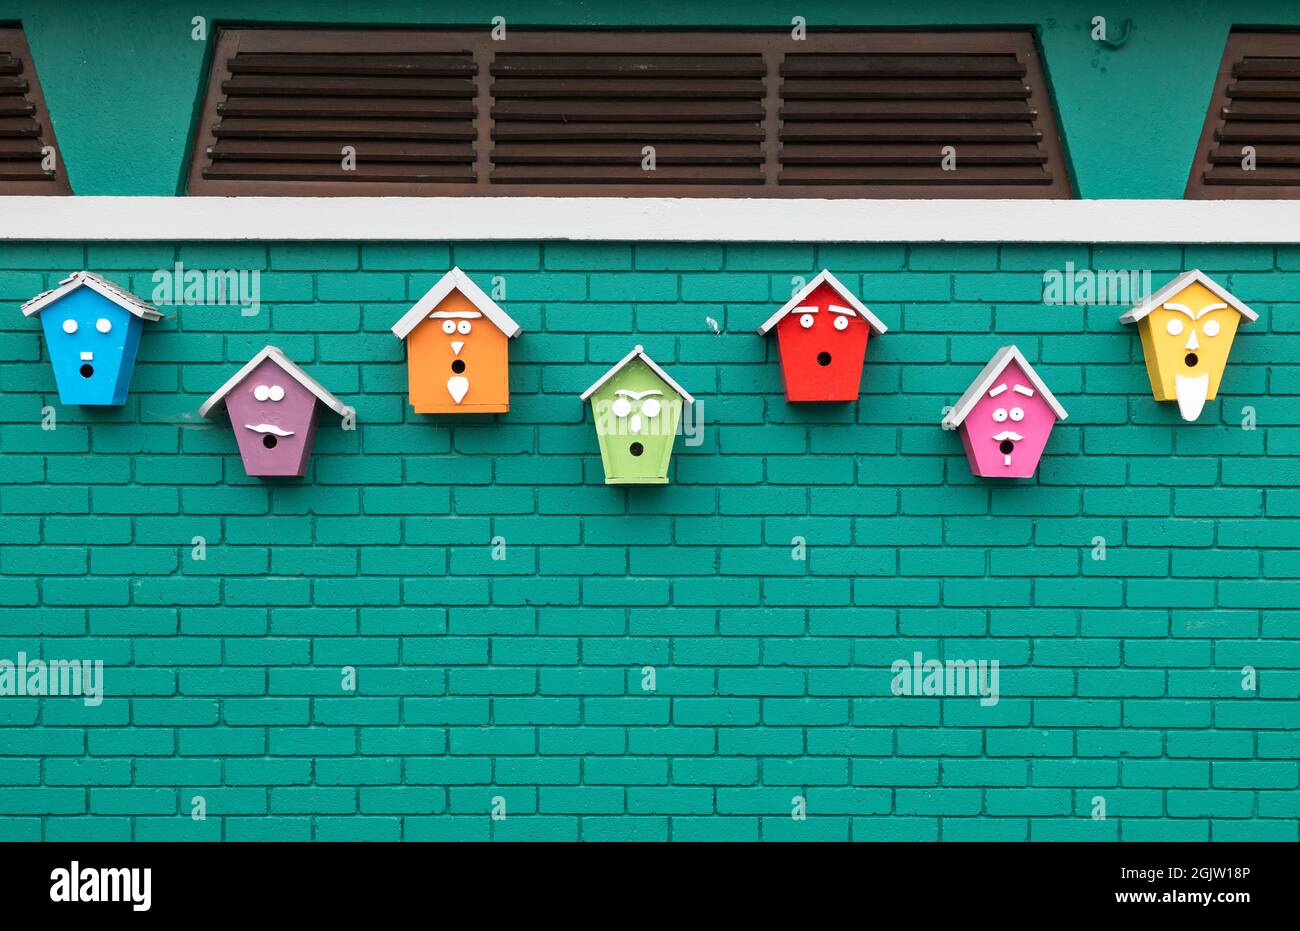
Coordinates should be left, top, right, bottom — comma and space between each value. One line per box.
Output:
757, 270, 887, 402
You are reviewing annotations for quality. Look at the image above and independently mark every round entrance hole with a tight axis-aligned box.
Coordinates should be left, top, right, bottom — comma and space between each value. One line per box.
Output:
451, 359, 466, 374
816, 351, 832, 367
263, 435, 278, 449
79, 364, 94, 378
999, 439, 1015, 456
629, 442, 644, 457
1184, 353, 1198, 368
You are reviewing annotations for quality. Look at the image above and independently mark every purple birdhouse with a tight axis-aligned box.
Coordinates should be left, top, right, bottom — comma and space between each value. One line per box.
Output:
199, 346, 352, 478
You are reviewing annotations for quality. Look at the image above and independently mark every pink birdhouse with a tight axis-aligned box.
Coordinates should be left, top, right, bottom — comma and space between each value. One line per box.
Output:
940, 345, 1068, 478
199, 346, 353, 478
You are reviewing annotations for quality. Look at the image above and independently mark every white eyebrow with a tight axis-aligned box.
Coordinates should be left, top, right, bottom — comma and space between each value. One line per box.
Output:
429, 311, 483, 319
1013, 384, 1035, 397
793, 305, 819, 314
1194, 302, 1227, 319
988, 383, 1008, 397
827, 305, 855, 316
1161, 303, 1197, 319
614, 389, 664, 400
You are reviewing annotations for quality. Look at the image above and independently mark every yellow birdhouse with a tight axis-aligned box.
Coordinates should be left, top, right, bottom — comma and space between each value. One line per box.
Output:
1119, 270, 1257, 421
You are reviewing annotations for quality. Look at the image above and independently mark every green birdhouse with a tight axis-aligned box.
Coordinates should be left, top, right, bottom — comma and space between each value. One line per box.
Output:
580, 345, 695, 485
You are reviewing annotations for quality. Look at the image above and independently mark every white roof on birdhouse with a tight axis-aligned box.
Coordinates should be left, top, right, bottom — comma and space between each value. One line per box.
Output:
580, 344, 695, 404
199, 345, 352, 420
756, 269, 887, 337
1119, 269, 1258, 325
21, 270, 162, 321
391, 267, 521, 340
941, 345, 1068, 430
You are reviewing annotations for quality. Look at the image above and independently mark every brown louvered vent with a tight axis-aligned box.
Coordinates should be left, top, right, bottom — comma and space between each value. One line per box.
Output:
780, 42, 1057, 190
490, 51, 767, 187
1188, 32, 1300, 198
188, 28, 1070, 197
0, 27, 69, 194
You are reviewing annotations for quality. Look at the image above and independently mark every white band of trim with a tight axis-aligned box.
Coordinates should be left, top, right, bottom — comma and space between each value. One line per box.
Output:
2, 197, 1299, 242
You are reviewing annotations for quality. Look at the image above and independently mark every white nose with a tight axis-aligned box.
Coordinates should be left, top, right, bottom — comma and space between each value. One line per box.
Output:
451, 341, 464, 355
80, 351, 93, 361
1184, 329, 1199, 351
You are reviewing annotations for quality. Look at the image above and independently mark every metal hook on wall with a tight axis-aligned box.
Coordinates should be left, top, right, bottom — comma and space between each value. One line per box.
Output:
1090, 16, 1134, 50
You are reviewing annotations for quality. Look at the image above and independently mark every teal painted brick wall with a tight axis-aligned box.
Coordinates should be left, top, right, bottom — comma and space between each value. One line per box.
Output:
0, 241, 1297, 842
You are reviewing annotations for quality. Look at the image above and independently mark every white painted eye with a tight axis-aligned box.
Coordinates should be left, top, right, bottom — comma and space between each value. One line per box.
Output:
96, 318, 112, 333
457, 320, 472, 335
641, 398, 662, 419
267, 384, 285, 401
1166, 318, 1184, 336
1202, 319, 1220, 337
611, 397, 632, 418
253, 385, 271, 401
799, 314, 814, 329
833, 315, 848, 331
441, 319, 456, 335
992, 407, 1008, 422
1009, 407, 1024, 422
62, 318, 78, 334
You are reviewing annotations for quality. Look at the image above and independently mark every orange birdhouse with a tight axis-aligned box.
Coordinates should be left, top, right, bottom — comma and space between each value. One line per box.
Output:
391, 267, 522, 414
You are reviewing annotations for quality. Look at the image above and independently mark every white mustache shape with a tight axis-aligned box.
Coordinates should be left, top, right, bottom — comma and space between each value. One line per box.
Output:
244, 423, 294, 436
991, 430, 1024, 442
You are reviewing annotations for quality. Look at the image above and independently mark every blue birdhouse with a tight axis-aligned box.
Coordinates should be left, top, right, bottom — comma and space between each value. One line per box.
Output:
22, 272, 161, 406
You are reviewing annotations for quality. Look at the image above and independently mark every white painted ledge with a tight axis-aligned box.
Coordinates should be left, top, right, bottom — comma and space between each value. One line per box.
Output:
1, 196, 1299, 243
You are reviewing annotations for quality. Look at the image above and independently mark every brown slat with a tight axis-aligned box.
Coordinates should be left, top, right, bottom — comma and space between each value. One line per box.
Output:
218, 96, 474, 118
228, 52, 476, 77
781, 121, 1043, 143
491, 54, 766, 78
0, 54, 20, 75
491, 77, 764, 98
492, 99, 764, 121
214, 117, 475, 141
1233, 57, 1300, 78
0, 161, 53, 180
222, 74, 476, 98
780, 164, 1052, 184
782, 53, 1026, 78
0, 137, 42, 158
1216, 120, 1300, 143
1225, 79, 1300, 99
780, 99, 1036, 120
491, 164, 764, 183
493, 121, 764, 142
492, 141, 762, 164
780, 142, 1048, 164
209, 138, 474, 162
0, 115, 41, 137
0, 75, 29, 94
203, 161, 475, 182
0, 97, 34, 116
1221, 99, 1300, 120
1209, 143, 1300, 164
780, 78, 1030, 100
1203, 166, 1300, 185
